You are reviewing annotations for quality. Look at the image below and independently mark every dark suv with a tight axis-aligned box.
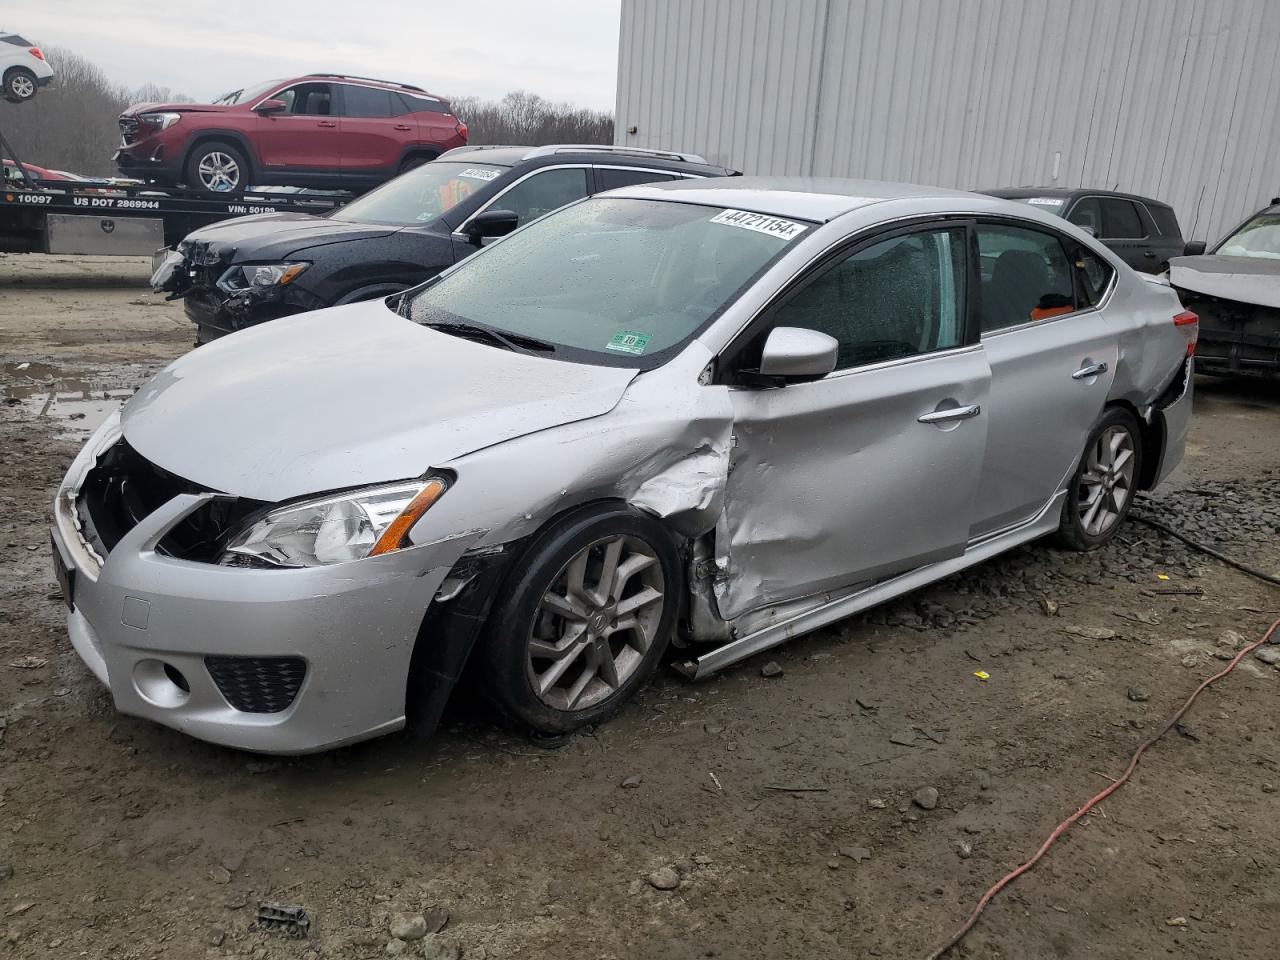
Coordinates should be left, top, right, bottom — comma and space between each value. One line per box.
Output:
981, 188, 1185, 273
154, 145, 738, 343
115, 74, 467, 196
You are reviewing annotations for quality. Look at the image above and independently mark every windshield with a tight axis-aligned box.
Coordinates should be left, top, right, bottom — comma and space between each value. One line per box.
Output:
332, 162, 506, 226
212, 79, 283, 106
1217, 213, 1280, 259
407, 197, 810, 366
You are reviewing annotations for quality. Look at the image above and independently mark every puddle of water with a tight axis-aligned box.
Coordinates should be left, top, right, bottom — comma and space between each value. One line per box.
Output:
2, 361, 142, 440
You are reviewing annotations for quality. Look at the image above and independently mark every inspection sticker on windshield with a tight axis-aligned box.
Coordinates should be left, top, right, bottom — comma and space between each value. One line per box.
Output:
606, 330, 652, 355
458, 167, 500, 182
709, 209, 807, 240
1026, 197, 1064, 206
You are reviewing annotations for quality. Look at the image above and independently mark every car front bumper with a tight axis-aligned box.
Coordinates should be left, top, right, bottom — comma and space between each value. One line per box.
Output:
113, 143, 181, 184
50, 431, 480, 754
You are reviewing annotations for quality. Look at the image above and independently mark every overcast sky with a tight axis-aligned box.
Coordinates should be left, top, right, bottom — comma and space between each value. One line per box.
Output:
14, 1, 622, 109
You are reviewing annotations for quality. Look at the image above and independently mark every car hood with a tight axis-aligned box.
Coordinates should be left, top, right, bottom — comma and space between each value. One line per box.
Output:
120, 301, 639, 502
121, 101, 236, 116
1168, 255, 1280, 310
180, 212, 399, 262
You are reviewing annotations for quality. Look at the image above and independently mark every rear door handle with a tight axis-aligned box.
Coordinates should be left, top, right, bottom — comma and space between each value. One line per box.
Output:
1144, 250, 1157, 259
317, 120, 338, 128
1072, 361, 1108, 380
918, 403, 981, 424
393, 123, 413, 131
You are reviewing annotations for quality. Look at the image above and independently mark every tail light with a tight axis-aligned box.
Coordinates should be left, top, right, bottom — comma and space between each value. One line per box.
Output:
28, 47, 45, 61
456, 120, 468, 141
1173, 310, 1198, 356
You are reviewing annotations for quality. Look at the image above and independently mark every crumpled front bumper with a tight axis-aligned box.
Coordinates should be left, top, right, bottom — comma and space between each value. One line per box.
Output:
50, 425, 478, 754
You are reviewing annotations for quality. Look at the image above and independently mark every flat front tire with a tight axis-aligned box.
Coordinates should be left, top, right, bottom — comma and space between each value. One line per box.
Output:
1057, 407, 1143, 551
479, 504, 680, 734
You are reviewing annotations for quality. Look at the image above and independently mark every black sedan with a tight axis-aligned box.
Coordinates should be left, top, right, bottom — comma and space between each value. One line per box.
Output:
155, 145, 736, 344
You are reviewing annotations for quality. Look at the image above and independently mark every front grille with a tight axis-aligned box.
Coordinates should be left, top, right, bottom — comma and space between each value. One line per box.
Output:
206, 656, 307, 713
76, 439, 262, 561
119, 116, 140, 144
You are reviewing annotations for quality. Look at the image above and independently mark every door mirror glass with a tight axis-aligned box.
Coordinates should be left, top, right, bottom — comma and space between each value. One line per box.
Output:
466, 208, 519, 244
255, 98, 287, 115
1182, 240, 1207, 257
758, 326, 838, 382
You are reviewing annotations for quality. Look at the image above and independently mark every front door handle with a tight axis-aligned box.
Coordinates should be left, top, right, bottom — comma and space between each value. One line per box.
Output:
1072, 361, 1108, 380
918, 403, 981, 425
317, 120, 338, 128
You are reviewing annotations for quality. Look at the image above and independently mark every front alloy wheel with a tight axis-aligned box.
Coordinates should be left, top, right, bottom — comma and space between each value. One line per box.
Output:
197, 151, 241, 193
528, 535, 665, 711
478, 505, 680, 734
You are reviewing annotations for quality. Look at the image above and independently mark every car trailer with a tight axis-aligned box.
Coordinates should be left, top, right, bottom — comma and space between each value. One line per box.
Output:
1, 124, 348, 259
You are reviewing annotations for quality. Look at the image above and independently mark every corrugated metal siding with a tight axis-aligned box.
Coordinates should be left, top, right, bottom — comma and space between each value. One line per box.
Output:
616, 0, 1280, 242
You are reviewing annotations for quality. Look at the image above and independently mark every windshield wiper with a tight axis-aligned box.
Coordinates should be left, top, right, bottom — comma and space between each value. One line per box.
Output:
421, 320, 556, 354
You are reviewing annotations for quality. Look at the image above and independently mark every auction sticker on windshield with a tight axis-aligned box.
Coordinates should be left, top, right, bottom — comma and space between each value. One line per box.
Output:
710, 209, 807, 241
459, 167, 501, 182
606, 330, 652, 355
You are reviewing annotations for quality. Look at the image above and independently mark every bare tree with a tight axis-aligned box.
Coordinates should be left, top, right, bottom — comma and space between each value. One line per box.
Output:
451, 91, 613, 146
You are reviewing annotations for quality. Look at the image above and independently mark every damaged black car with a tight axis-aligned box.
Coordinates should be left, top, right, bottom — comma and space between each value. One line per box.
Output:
151, 145, 735, 345
1169, 197, 1280, 377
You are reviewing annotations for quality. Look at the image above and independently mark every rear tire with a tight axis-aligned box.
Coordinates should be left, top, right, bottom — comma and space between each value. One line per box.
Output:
479, 504, 680, 734
184, 141, 249, 196
3, 67, 37, 103
1056, 407, 1143, 551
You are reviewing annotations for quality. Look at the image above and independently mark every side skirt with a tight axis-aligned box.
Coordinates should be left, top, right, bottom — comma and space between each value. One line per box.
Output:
674, 490, 1066, 680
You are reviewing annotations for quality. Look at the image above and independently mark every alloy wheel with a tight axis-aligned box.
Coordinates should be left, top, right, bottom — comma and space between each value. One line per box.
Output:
526, 535, 666, 712
9, 74, 35, 99
1077, 424, 1136, 536
197, 152, 240, 192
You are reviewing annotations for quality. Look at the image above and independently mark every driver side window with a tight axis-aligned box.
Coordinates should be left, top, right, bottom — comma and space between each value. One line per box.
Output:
768, 227, 967, 370
495, 168, 589, 227
273, 83, 332, 116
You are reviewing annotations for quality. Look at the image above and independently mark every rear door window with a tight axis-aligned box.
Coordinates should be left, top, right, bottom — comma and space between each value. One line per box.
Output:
1071, 247, 1115, 307
595, 168, 681, 191
342, 85, 395, 118
976, 224, 1076, 332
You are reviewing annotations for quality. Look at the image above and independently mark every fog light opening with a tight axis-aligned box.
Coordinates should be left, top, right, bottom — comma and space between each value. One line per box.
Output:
163, 662, 190, 693
133, 659, 191, 708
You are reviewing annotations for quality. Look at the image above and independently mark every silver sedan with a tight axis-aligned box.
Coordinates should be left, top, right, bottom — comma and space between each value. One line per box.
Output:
51, 178, 1197, 753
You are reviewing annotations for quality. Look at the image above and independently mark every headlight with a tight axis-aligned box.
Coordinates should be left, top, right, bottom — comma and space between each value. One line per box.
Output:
219, 477, 450, 568
217, 262, 310, 293
139, 111, 182, 131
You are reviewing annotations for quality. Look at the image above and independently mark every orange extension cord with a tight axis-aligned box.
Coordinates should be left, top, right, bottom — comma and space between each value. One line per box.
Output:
925, 615, 1280, 959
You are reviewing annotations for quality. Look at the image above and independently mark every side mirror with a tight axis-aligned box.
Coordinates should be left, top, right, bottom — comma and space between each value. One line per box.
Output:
757, 326, 838, 383
466, 209, 519, 245
255, 98, 287, 115
1183, 240, 1207, 257
1077, 224, 1098, 238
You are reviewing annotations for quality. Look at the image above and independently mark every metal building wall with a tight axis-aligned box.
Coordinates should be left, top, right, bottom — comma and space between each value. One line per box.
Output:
615, 0, 1280, 242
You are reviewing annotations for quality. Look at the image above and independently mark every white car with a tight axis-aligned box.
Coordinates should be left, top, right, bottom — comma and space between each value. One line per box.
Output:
1, 31, 53, 102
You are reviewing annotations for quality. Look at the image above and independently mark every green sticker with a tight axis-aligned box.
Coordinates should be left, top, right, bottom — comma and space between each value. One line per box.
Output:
606, 330, 651, 355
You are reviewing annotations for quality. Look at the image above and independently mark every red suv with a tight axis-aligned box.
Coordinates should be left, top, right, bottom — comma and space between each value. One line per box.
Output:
115, 74, 468, 196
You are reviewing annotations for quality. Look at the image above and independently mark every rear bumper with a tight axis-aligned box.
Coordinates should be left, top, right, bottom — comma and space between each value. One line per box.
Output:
1149, 356, 1194, 488
50, 430, 483, 754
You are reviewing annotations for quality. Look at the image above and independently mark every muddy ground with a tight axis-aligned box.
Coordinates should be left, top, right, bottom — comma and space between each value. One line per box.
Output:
1, 253, 1278, 960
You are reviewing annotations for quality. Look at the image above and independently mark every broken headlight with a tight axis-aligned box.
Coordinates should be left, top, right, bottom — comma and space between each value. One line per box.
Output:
217, 262, 310, 294
219, 477, 449, 568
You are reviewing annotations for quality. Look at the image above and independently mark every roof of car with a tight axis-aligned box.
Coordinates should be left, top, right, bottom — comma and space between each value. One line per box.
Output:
605, 176, 981, 223
435, 144, 735, 174
982, 186, 1173, 208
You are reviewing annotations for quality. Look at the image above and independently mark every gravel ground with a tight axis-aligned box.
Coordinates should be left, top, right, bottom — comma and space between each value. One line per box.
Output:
1, 254, 1278, 960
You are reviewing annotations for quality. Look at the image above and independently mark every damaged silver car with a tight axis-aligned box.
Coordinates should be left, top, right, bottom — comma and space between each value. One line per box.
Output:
51, 178, 1197, 753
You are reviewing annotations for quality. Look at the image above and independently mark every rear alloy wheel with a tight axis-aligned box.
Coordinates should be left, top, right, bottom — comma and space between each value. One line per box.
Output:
480, 505, 679, 733
1057, 408, 1142, 551
3, 68, 37, 103
185, 141, 248, 196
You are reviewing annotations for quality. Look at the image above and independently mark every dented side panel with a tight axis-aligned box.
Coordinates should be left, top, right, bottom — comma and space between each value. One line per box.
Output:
713, 347, 992, 622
